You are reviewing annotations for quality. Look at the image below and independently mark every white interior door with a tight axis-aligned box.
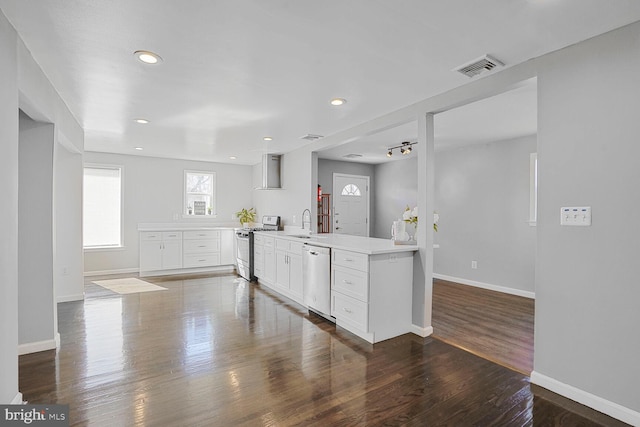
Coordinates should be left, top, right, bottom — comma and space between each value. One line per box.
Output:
333, 173, 370, 236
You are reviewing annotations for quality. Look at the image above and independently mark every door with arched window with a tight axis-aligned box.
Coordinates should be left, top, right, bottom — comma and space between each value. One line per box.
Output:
332, 173, 370, 236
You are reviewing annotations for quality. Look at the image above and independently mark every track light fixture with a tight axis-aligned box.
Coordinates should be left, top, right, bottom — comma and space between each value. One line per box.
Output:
386, 141, 417, 157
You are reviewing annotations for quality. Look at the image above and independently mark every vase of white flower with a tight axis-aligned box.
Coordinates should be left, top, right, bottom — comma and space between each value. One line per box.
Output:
402, 206, 439, 241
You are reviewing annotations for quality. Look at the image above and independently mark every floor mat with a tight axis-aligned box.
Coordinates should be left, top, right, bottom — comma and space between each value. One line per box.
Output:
91, 277, 167, 294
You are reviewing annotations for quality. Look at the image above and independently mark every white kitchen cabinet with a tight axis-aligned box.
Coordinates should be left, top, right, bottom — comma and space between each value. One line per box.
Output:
274, 238, 304, 304
255, 235, 276, 288
219, 229, 235, 265
331, 248, 413, 343
254, 241, 264, 278
183, 230, 221, 268
139, 227, 236, 277
139, 231, 183, 272
263, 238, 276, 285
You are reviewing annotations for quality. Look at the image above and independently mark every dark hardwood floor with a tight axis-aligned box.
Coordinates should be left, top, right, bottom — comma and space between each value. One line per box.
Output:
432, 278, 535, 375
18, 273, 627, 426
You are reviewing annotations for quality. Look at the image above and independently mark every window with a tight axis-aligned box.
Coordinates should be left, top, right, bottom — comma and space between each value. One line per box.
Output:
341, 184, 362, 196
83, 165, 122, 248
184, 170, 216, 216
529, 153, 538, 225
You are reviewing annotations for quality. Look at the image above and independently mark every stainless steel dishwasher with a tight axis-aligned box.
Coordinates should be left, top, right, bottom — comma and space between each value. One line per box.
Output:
302, 244, 334, 322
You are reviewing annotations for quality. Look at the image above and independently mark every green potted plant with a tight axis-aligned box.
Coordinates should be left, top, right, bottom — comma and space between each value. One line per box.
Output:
236, 207, 256, 228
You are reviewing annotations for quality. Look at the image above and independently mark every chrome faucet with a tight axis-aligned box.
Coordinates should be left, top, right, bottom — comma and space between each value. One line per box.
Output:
301, 208, 312, 230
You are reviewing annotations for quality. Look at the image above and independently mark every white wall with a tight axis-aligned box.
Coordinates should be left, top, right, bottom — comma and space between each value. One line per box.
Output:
253, 149, 316, 230
0, 9, 20, 404
18, 111, 57, 348
83, 152, 253, 274
373, 157, 418, 239
434, 136, 537, 295
318, 159, 376, 234
532, 21, 640, 421
54, 144, 84, 302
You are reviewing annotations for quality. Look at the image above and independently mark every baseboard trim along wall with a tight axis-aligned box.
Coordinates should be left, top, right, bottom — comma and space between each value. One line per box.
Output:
433, 273, 535, 299
411, 325, 433, 338
83, 268, 140, 277
57, 293, 84, 303
18, 334, 59, 356
11, 392, 24, 405
530, 371, 640, 426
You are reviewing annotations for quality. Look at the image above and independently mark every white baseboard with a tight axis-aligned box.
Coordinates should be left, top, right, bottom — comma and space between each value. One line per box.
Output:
18, 337, 57, 355
139, 265, 235, 278
57, 293, 84, 303
55, 332, 60, 350
531, 371, 640, 426
411, 324, 433, 338
11, 392, 23, 404
84, 267, 139, 277
433, 273, 535, 299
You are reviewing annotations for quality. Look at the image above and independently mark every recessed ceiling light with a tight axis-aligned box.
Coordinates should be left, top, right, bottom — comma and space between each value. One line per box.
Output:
229, 156, 237, 160
330, 98, 347, 106
134, 50, 162, 64
135, 147, 143, 151
134, 118, 149, 124
263, 136, 273, 141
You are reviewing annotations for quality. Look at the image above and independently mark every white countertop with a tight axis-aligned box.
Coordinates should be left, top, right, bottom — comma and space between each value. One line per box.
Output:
254, 231, 419, 255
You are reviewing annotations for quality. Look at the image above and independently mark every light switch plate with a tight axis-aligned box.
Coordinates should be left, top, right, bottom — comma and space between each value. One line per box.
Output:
561, 207, 591, 226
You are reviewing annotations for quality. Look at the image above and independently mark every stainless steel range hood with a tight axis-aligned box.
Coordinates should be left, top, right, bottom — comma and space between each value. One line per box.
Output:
259, 154, 281, 189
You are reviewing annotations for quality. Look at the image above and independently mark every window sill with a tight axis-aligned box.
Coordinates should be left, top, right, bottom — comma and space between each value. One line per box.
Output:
182, 214, 218, 219
84, 246, 126, 252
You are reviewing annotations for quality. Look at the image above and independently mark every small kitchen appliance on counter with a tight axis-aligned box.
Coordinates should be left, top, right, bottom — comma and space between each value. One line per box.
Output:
235, 215, 280, 281
391, 219, 410, 244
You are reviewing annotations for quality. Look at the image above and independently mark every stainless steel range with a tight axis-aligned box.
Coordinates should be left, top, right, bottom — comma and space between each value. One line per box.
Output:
235, 215, 280, 281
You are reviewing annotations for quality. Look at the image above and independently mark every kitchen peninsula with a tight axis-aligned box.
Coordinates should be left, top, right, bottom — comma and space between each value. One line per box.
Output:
253, 231, 418, 344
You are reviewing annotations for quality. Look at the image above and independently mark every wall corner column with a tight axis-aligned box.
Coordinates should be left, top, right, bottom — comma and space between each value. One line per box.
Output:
412, 113, 435, 331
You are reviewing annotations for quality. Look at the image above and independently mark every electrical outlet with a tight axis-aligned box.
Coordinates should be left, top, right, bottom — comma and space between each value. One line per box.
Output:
62, 266, 69, 276
292, 215, 296, 224
471, 261, 477, 269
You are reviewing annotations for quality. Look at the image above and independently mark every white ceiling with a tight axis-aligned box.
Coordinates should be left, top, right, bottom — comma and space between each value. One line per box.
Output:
2, 1, 640, 165
319, 78, 538, 163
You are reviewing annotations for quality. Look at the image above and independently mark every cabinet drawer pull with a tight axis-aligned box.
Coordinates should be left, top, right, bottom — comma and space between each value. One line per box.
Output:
198, 259, 206, 262
342, 280, 353, 285
198, 245, 206, 248
343, 307, 352, 314
344, 258, 353, 262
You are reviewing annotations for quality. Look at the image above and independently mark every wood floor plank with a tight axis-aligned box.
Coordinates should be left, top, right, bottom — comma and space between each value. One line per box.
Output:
432, 278, 535, 375
17, 273, 627, 426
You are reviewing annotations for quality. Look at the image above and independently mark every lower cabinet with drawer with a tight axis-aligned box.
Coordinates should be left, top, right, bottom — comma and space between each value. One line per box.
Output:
183, 230, 221, 268
139, 228, 235, 277
331, 248, 414, 343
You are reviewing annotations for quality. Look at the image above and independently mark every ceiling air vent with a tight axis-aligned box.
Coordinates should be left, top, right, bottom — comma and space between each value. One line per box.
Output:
343, 154, 363, 159
300, 134, 324, 141
454, 54, 504, 78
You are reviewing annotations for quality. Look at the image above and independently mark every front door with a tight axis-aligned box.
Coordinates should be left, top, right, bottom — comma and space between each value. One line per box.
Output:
332, 173, 369, 236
